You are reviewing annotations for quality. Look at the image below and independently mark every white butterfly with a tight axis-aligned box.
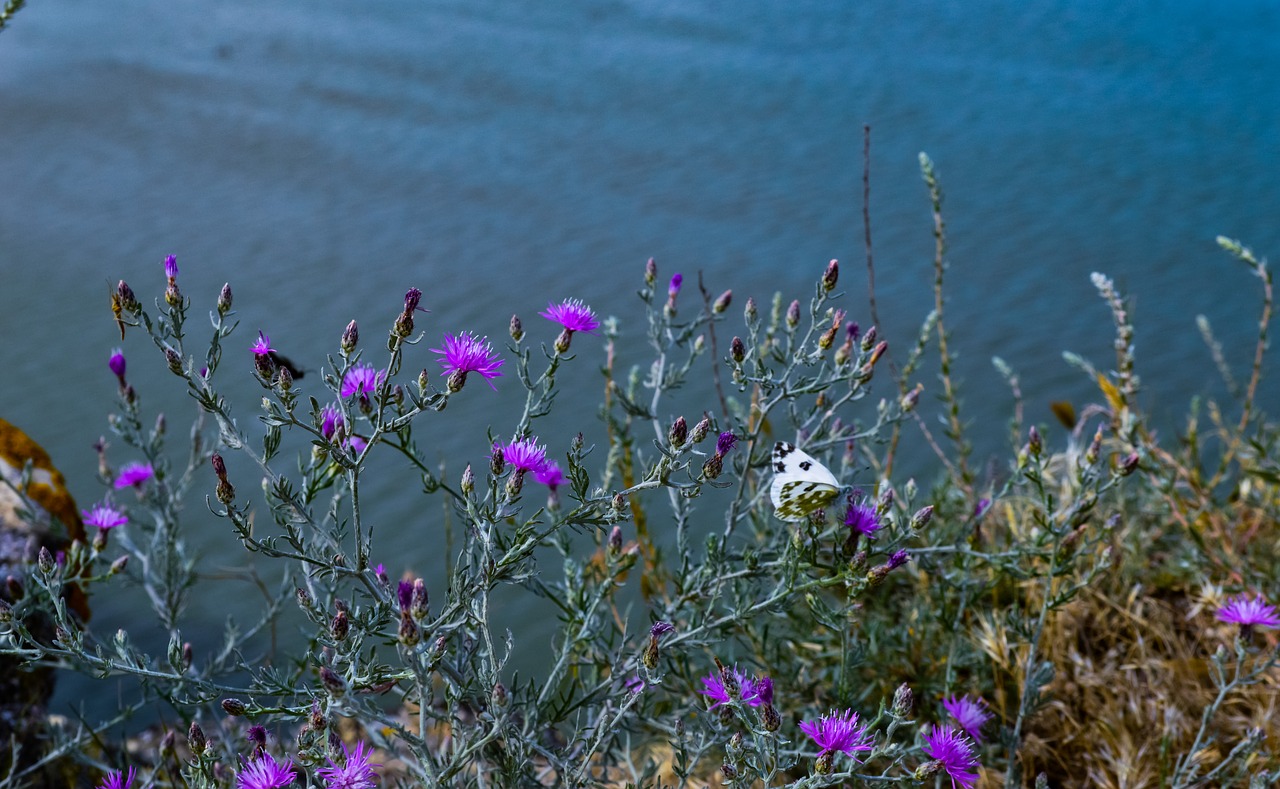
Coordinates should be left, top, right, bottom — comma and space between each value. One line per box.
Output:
770, 441, 841, 521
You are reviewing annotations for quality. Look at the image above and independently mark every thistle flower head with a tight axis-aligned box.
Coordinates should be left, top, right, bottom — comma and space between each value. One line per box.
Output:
668, 273, 683, 297
921, 725, 980, 789
114, 462, 155, 490
1217, 594, 1280, 630
716, 431, 737, 456
534, 461, 565, 489
699, 666, 768, 709
844, 498, 883, 537
497, 437, 548, 473
82, 501, 127, 530
250, 331, 275, 356
236, 752, 297, 789
163, 254, 178, 280
798, 708, 874, 761
97, 766, 136, 789
316, 740, 380, 789
108, 349, 126, 377
341, 364, 385, 398
942, 695, 993, 742
539, 298, 600, 334
430, 332, 504, 391
320, 404, 344, 440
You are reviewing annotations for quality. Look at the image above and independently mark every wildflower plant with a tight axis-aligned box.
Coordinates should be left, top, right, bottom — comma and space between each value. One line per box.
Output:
1, 160, 1279, 789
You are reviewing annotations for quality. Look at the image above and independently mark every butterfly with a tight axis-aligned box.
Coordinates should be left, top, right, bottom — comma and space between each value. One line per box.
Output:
770, 441, 841, 521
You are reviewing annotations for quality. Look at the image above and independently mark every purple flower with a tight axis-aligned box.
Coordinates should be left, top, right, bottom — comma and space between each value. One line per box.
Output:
716, 431, 737, 456
799, 708, 875, 761
397, 580, 414, 611
539, 298, 600, 334
316, 741, 380, 789
921, 725, 980, 789
430, 332, 505, 391
1217, 594, 1280, 630
942, 695, 993, 743
699, 666, 767, 709
236, 752, 296, 789
113, 462, 155, 490
347, 435, 368, 454
108, 349, 126, 378
624, 674, 645, 694
404, 287, 424, 313
888, 549, 910, 570
250, 331, 275, 356
753, 675, 774, 706
846, 321, 860, 342
974, 498, 992, 519
534, 461, 565, 489
341, 364, 385, 398
320, 404, 344, 440
163, 254, 178, 280
649, 621, 674, 639
844, 499, 883, 537
82, 501, 127, 530
497, 437, 547, 473
668, 273, 683, 297
97, 766, 136, 789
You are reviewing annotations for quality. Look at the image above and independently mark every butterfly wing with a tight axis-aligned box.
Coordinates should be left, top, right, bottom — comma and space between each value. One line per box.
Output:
770, 441, 841, 522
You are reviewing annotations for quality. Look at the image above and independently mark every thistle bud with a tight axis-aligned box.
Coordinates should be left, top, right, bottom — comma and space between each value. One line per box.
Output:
702, 453, 723, 480
892, 682, 913, 717
785, 299, 801, 330
489, 681, 509, 709
188, 721, 207, 754
901, 384, 922, 413
410, 579, 429, 621
164, 345, 183, 375
760, 702, 781, 731
1028, 425, 1043, 457
712, 289, 732, 313
276, 364, 293, 392
644, 257, 657, 287
320, 666, 346, 696
509, 314, 523, 342
461, 464, 475, 496
217, 283, 233, 316
398, 611, 420, 646
182, 641, 193, 671
721, 764, 738, 781
910, 505, 934, 531
814, 752, 834, 775
490, 446, 505, 477
822, 259, 839, 291
221, 698, 248, 716
860, 325, 877, 353
669, 416, 688, 448
553, 328, 573, 355
1119, 452, 1140, 476
341, 320, 359, 355
110, 555, 129, 575
505, 469, 526, 499
295, 587, 312, 612
254, 349, 276, 381
730, 336, 746, 364
117, 280, 141, 314
608, 526, 623, 555
691, 417, 711, 444
869, 340, 888, 367
37, 546, 54, 575
744, 296, 758, 327
309, 700, 327, 731
331, 610, 349, 642
818, 321, 839, 350
1086, 425, 1104, 466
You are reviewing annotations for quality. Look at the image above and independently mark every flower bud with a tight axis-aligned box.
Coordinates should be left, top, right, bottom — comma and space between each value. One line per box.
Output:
730, 336, 746, 364
398, 611, 420, 646
0, 599, 11, 625
461, 464, 475, 496
509, 314, 524, 342
910, 505, 934, 531
860, 325, 877, 353
760, 702, 781, 732
713, 289, 732, 313
331, 609, 349, 642
721, 763, 738, 781
1119, 452, 1140, 476
744, 296, 758, 327
221, 698, 248, 716
702, 453, 723, 480
188, 721, 207, 754
320, 666, 346, 696
1028, 425, 1043, 457
554, 328, 573, 354
901, 384, 922, 413
822, 259, 839, 291
691, 417, 711, 444
892, 682, 913, 717
295, 587, 312, 611
492, 682, 509, 709
785, 299, 801, 329
608, 526, 623, 555
814, 752, 834, 775
490, 446, 505, 476
341, 320, 359, 355
117, 280, 141, 314
669, 416, 688, 448
309, 700, 327, 731
644, 257, 657, 287
37, 546, 54, 575
411, 578, 429, 621
164, 345, 183, 375
5, 575, 22, 600
1086, 425, 1104, 466
217, 283, 233, 316
110, 555, 129, 575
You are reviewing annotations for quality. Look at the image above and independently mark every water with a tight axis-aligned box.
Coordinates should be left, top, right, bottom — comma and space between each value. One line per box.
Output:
2, 0, 1278, 722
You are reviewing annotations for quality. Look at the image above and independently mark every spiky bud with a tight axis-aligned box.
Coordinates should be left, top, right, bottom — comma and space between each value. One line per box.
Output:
188, 721, 207, 755
860, 325, 877, 352
608, 526, 623, 555
491, 682, 509, 709
331, 610, 349, 642
892, 682, 913, 717
221, 698, 248, 716
116, 280, 140, 314
713, 289, 732, 313
669, 416, 688, 448
320, 667, 346, 696
490, 446, 505, 476
822, 258, 839, 291
554, 328, 573, 354
785, 299, 801, 329
461, 464, 475, 496
398, 611, 420, 647
1028, 425, 1043, 457
1086, 425, 1104, 466
744, 297, 758, 327
702, 453, 723, 480
410, 578, 429, 621
37, 546, 54, 575
340, 320, 359, 355
691, 417, 711, 444
164, 345, 183, 375
910, 505, 934, 531
730, 336, 746, 364
644, 257, 657, 287
1119, 452, 1140, 476
509, 314, 524, 342
110, 555, 129, 575
217, 283, 233, 316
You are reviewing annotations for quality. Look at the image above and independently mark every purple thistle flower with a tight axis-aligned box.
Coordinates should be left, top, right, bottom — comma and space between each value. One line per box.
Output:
668, 273, 683, 297
539, 298, 600, 334
844, 499, 883, 537
752, 675, 774, 706
236, 752, 297, 789
316, 740, 381, 789
1217, 594, 1280, 630
846, 321, 860, 342
699, 666, 766, 709
921, 725, 980, 789
974, 498, 992, 519
397, 580, 414, 611
320, 404, 344, 440
942, 695, 993, 743
108, 349, 126, 378
341, 364, 385, 398
82, 501, 127, 530
429, 332, 505, 391
163, 254, 178, 279
114, 462, 155, 490
97, 766, 136, 789
798, 708, 875, 760
497, 437, 548, 473
404, 287, 424, 313
624, 674, 645, 694
347, 435, 368, 454
649, 621, 674, 639
534, 461, 565, 489
250, 331, 275, 356
716, 431, 737, 456
888, 549, 910, 570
